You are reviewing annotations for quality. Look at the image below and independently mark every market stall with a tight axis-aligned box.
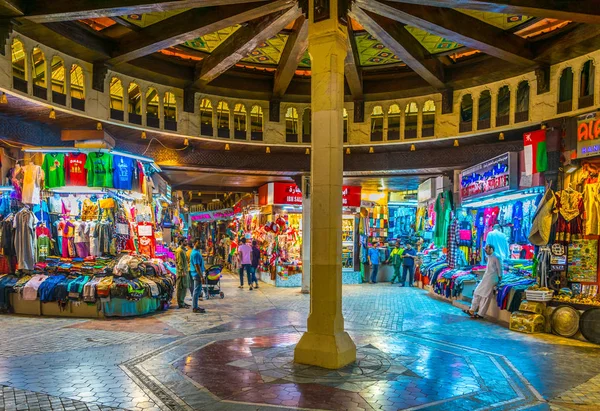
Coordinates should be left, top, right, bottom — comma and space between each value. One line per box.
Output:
0, 145, 175, 318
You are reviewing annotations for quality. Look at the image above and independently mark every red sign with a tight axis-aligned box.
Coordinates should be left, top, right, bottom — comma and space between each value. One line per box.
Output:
342, 185, 361, 207
261, 183, 361, 206
273, 183, 302, 205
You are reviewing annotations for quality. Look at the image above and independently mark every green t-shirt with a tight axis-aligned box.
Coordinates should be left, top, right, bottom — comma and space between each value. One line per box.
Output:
85, 153, 114, 188
42, 153, 65, 188
37, 235, 51, 262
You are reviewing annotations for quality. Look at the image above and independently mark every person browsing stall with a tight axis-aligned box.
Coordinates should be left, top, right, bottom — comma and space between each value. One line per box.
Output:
464, 244, 502, 319
175, 239, 190, 308
389, 242, 404, 285
251, 240, 260, 289
190, 238, 206, 313
400, 243, 417, 287
237, 237, 254, 290
368, 242, 381, 284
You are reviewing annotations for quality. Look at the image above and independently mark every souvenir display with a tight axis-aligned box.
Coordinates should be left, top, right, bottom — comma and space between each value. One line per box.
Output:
551, 305, 580, 337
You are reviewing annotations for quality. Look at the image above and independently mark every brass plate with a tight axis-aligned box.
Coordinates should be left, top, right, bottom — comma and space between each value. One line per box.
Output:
551, 305, 580, 338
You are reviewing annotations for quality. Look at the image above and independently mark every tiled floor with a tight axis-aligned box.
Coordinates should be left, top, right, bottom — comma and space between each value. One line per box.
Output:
1, 272, 600, 410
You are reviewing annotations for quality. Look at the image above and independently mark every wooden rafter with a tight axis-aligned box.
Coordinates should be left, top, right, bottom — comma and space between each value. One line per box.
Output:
356, 0, 535, 66
273, 15, 308, 98
193, 5, 301, 87
107, 0, 295, 65
349, 6, 445, 90
344, 21, 363, 100
43, 21, 113, 57
0, 0, 23, 17
20, 0, 269, 23
384, 0, 600, 24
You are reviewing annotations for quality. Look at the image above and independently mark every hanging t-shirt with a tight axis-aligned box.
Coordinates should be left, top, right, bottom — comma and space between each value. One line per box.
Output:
112, 155, 134, 190
42, 153, 66, 188
21, 164, 44, 205
65, 153, 87, 186
85, 153, 113, 188
37, 235, 51, 262
33, 201, 50, 225
137, 222, 155, 257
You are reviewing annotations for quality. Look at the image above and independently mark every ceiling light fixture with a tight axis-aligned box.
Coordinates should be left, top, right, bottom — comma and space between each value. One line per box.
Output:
453, 139, 459, 147
0, 92, 8, 104
410, 144, 415, 151
141, 131, 147, 139
266, 147, 271, 154
96, 122, 102, 131
499, 132, 505, 141
225, 143, 230, 151
49, 108, 56, 119
345, 147, 351, 155
369, 146, 374, 153
305, 148, 310, 155
183, 138, 189, 146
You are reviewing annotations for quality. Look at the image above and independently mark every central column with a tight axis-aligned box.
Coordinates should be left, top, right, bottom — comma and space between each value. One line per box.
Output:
294, 0, 357, 369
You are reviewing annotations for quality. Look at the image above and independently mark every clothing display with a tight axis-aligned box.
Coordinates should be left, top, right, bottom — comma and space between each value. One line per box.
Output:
64, 153, 87, 186
85, 152, 114, 188
21, 164, 44, 205
42, 153, 66, 189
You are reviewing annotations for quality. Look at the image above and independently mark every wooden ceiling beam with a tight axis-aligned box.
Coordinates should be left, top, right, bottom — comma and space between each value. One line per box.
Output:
42, 21, 114, 56
0, 0, 23, 17
357, 0, 535, 67
273, 15, 308, 98
349, 6, 444, 90
22, 0, 269, 23
107, 0, 295, 65
193, 5, 301, 87
385, 0, 600, 24
344, 21, 363, 100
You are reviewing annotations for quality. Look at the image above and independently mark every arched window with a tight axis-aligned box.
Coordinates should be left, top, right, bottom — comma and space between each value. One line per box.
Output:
302, 108, 311, 143
422, 100, 435, 137
200, 98, 213, 136
285, 107, 299, 143
50, 56, 66, 105
234, 104, 247, 140
128, 83, 142, 124
459, 94, 473, 132
579, 60, 595, 109
515, 81, 529, 123
145, 88, 159, 128
343, 108, 348, 143
217, 101, 230, 138
388, 104, 401, 140
70, 64, 85, 111
250, 105, 263, 141
370, 106, 383, 141
11, 39, 27, 93
31, 47, 47, 99
558, 67, 574, 114
496, 86, 510, 127
164, 92, 177, 131
478, 90, 491, 130
404, 102, 418, 139
109, 77, 124, 121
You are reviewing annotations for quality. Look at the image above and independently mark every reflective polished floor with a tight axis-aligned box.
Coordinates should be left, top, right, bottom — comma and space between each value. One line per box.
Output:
1, 273, 599, 410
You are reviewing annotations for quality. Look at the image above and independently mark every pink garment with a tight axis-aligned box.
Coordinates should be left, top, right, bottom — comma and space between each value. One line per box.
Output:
238, 244, 252, 265
75, 242, 89, 258
22, 274, 48, 300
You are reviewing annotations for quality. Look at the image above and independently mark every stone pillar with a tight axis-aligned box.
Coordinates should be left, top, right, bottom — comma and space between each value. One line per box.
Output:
301, 175, 311, 294
294, 0, 357, 370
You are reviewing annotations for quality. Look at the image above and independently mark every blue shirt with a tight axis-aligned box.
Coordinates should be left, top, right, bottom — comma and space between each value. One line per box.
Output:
402, 248, 417, 266
190, 248, 205, 277
112, 155, 134, 190
368, 247, 380, 265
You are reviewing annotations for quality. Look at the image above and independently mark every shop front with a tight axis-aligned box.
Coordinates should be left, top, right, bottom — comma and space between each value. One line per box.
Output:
0, 142, 176, 318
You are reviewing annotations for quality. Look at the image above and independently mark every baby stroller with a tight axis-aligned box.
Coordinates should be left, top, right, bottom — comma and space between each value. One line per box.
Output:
203, 264, 225, 299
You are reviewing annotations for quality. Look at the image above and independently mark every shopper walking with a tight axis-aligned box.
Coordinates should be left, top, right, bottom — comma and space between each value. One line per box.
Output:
251, 240, 260, 289
190, 238, 206, 313
464, 244, 502, 319
237, 237, 253, 290
400, 243, 417, 287
175, 239, 190, 308
368, 242, 381, 284
389, 242, 404, 284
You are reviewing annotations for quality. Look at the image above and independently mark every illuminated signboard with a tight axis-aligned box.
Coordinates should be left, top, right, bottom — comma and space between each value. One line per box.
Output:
460, 152, 518, 200
577, 111, 600, 158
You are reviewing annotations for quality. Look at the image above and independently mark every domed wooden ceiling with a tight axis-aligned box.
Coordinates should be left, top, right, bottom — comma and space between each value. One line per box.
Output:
4, 0, 600, 100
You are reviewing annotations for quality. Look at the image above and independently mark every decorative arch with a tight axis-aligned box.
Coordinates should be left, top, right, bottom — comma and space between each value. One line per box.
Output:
370, 105, 383, 141
478, 90, 492, 130
250, 105, 263, 141
515, 80, 530, 122
11, 38, 27, 93
343, 108, 348, 143
579, 60, 595, 109
558, 67, 574, 113
422, 100, 435, 137
146, 87, 160, 128
459, 94, 473, 132
128, 82, 142, 124
70, 63, 85, 111
388, 104, 401, 140
302, 108, 311, 143
404, 102, 418, 139
31, 47, 47, 99
234, 103, 247, 140
164, 91, 177, 131
496, 85, 510, 127
200, 98, 213, 136
109, 77, 124, 121
217, 101, 230, 138
50, 56, 66, 105
285, 107, 299, 143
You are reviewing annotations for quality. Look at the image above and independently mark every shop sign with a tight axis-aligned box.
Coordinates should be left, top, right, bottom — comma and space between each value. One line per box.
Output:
460, 152, 518, 200
189, 208, 235, 222
342, 186, 361, 207
418, 179, 435, 202
260, 182, 361, 206
273, 183, 303, 205
577, 111, 600, 158
152, 174, 171, 201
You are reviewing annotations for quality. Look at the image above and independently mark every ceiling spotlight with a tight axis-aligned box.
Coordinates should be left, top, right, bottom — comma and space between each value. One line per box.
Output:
453, 139, 459, 147
0, 92, 7, 104
499, 132, 505, 141
410, 144, 416, 151
345, 147, 351, 155
141, 131, 147, 139
541, 123, 547, 130
266, 146, 271, 154
49, 108, 56, 119
305, 148, 310, 155
197, 192, 202, 196
369, 146, 374, 154
183, 138, 189, 146
225, 143, 230, 151
96, 122, 102, 131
